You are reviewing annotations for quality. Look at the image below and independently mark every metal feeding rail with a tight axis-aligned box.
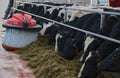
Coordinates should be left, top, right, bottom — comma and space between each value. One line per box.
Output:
15, 1, 120, 15
15, 1, 120, 26
12, 7, 120, 44
15, 1, 56, 7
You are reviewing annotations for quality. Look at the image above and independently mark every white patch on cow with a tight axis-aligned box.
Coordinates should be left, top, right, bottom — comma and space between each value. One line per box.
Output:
84, 36, 95, 53
65, 4, 80, 21
58, 9, 73, 21
20, 3, 24, 6
66, 13, 71, 21
78, 52, 92, 78
80, 54, 84, 62
36, 4, 40, 6
69, 11, 78, 21
58, 9, 64, 17
73, 3, 80, 6
78, 62, 85, 78
47, 7, 56, 14
85, 51, 92, 61
55, 33, 61, 51
40, 22, 53, 36
80, 36, 94, 62
69, 10, 88, 22
69, 11, 81, 21
66, 8, 74, 21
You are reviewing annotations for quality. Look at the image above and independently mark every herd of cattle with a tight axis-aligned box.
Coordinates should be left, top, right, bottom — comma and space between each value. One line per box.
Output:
15, 3, 120, 78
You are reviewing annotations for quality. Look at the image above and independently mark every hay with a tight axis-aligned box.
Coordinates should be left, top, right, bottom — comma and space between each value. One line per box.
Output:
16, 35, 120, 78
16, 36, 81, 78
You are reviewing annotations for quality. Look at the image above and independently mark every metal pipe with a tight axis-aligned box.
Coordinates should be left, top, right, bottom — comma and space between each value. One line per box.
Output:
15, 1, 59, 7
63, 5, 67, 22
100, 14, 105, 29
12, 8, 120, 44
15, 1, 120, 16
66, 7, 120, 15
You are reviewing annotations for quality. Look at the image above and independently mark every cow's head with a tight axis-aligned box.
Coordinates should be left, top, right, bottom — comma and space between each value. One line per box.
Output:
60, 37, 78, 59
78, 51, 99, 78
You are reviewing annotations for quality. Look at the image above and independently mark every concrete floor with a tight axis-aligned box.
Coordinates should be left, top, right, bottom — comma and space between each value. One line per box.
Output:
0, 0, 8, 48
0, 1, 35, 78
0, 0, 8, 31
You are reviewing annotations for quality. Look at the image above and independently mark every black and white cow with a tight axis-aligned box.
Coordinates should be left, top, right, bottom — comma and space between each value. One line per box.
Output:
36, 6, 46, 15
40, 7, 60, 35
23, 4, 32, 13
31, 5, 42, 14
98, 47, 120, 72
55, 10, 91, 50
36, 6, 59, 26
44, 9, 65, 44
78, 19, 120, 78
40, 6, 74, 36
55, 13, 98, 59
57, 13, 101, 60
73, 13, 94, 52
34, 6, 45, 25
74, 13, 101, 53
55, 11, 84, 52
80, 15, 120, 63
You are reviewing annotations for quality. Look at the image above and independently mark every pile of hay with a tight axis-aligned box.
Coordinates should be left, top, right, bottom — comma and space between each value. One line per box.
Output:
16, 35, 120, 78
16, 36, 81, 78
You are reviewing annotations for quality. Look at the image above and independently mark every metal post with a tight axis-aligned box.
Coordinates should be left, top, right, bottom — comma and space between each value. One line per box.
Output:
44, 6, 47, 14
64, 5, 67, 22
90, 0, 98, 7
100, 14, 105, 29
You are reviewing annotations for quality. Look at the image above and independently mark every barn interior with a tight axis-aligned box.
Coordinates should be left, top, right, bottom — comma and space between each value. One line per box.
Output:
0, 0, 120, 78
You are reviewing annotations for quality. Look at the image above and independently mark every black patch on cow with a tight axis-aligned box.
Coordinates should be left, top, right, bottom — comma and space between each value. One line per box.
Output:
60, 38, 76, 60
98, 47, 120, 72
